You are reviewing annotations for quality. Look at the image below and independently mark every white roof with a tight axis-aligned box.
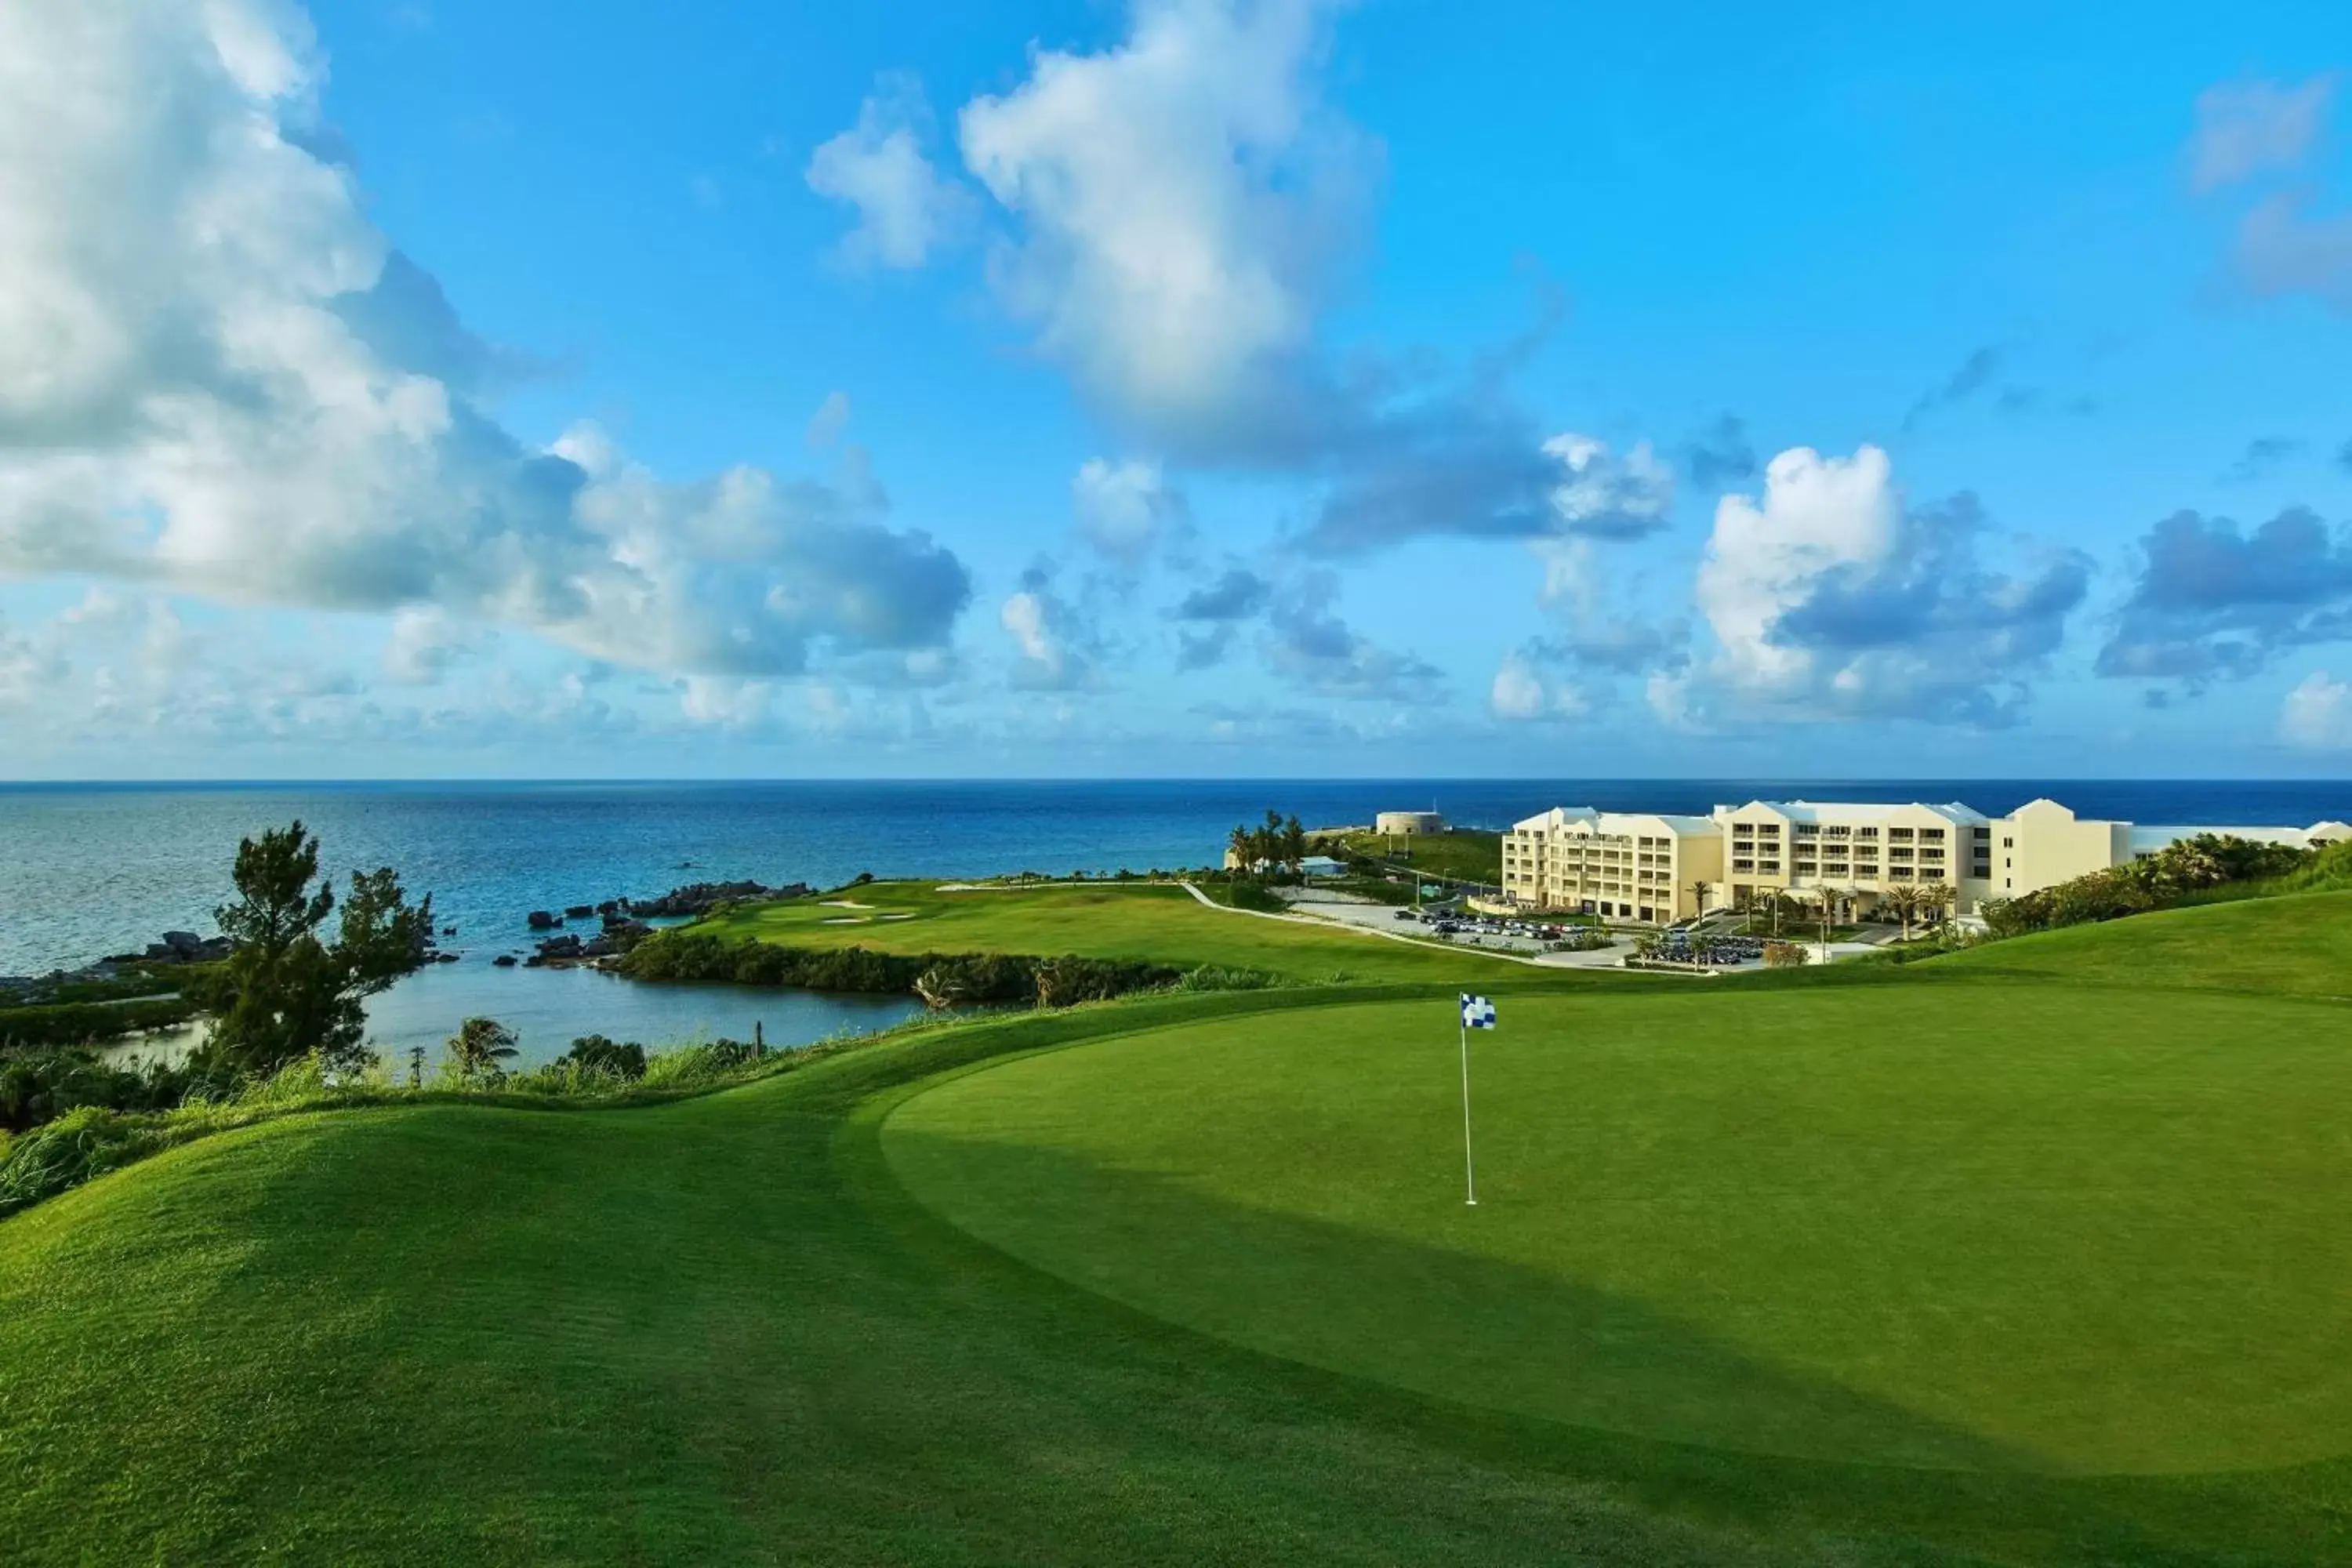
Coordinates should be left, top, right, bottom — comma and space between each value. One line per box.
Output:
1512, 806, 1714, 837
1736, 799, 1990, 826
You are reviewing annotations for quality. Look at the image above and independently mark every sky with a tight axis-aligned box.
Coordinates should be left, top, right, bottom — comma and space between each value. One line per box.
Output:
0, 0, 2349, 780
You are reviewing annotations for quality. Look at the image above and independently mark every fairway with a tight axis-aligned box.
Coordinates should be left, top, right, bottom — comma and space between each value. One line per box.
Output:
693, 879, 1537, 983
884, 986, 2352, 1475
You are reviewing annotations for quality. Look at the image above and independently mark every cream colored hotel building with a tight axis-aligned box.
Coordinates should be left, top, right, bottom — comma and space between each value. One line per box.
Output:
1501, 797, 2351, 925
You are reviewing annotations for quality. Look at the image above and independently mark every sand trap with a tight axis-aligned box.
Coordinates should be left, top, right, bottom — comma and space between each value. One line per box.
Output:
819, 916, 866, 925
820, 899, 874, 909
880, 913, 916, 920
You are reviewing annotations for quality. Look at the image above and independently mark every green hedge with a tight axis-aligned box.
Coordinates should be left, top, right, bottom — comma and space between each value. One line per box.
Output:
0, 997, 198, 1051
615, 931, 1177, 1007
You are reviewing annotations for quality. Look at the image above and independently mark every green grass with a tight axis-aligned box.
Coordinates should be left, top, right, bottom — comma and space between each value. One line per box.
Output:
1316, 828, 1501, 884
886, 985, 2352, 1476
7, 896, 2352, 1560
1922, 887, 2352, 1000
695, 878, 1537, 984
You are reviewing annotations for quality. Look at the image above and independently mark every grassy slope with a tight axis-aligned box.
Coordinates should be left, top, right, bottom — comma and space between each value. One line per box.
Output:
692, 879, 1535, 984
6, 898, 2352, 1560
885, 985, 2352, 1475
1920, 887, 2352, 999
0, 991, 1890, 1567
1317, 829, 1501, 884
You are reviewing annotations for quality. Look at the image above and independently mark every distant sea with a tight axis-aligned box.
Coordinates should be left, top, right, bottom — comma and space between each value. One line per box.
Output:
3, 779, 2345, 1061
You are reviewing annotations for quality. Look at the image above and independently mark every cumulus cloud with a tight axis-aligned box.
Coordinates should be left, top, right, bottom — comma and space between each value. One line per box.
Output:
1687, 445, 2088, 725
1541, 434, 1675, 539
2281, 670, 2352, 749
958, 0, 1370, 457
2097, 506, 2352, 684
2189, 76, 2335, 192
1072, 458, 1191, 569
0, 1, 971, 687
805, 74, 975, 269
1531, 538, 1688, 675
949, 0, 1599, 561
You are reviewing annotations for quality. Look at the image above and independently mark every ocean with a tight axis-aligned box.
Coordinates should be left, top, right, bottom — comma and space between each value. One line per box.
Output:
5, 779, 2347, 1061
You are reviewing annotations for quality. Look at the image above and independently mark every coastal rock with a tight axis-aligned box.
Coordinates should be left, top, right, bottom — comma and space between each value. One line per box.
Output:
527, 910, 559, 931
565, 904, 595, 920
630, 879, 810, 918
536, 935, 584, 960
492, 954, 518, 967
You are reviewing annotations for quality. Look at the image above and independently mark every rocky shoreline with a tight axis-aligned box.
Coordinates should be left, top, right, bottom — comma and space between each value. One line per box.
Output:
4, 877, 811, 1000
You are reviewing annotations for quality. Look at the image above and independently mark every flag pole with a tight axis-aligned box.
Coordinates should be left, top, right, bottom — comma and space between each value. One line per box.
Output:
1458, 1008, 1478, 1206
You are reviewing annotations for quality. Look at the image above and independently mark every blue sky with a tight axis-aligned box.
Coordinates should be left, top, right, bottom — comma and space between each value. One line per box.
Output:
1, 0, 2348, 779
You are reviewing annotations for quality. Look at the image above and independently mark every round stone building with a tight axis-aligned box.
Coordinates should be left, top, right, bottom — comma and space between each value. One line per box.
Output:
1374, 810, 1445, 836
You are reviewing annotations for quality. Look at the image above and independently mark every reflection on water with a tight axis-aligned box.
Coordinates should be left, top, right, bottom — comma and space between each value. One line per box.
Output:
106, 959, 926, 1069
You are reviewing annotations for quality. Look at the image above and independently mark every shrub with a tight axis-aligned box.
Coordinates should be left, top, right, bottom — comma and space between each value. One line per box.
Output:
0, 1105, 169, 1218
1763, 941, 1808, 968
562, 1035, 647, 1080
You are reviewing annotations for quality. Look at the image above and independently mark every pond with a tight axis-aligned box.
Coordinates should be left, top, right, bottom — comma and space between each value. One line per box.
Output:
107, 958, 927, 1071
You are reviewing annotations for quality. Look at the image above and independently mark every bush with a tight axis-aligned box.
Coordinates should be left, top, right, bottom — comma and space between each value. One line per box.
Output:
619, 935, 1178, 1009
1763, 941, 1807, 968
561, 1035, 647, 1080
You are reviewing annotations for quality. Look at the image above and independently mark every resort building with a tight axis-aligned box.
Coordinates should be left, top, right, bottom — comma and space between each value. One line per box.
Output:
1501, 794, 2350, 925
1501, 808, 1725, 924
1714, 799, 1993, 918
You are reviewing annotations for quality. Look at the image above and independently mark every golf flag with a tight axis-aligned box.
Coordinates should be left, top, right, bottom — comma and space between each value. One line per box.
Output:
1461, 993, 1497, 1029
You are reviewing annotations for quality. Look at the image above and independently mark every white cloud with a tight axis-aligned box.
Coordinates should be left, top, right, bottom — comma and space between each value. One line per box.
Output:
1072, 457, 1189, 568
2281, 670, 2352, 749
806, 74, 974, 269
2189, 76, 2334, 192
1000, 587, 1074, 687
1542, 433, 1675, 538
0, 2, 971, 686
1697, 445, 1902, 695
1488, 648, 1587, 722
1686, 446, 2085, 725
956, 0, 1370, 452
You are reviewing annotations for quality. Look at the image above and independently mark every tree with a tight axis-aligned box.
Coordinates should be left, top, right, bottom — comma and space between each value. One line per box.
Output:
448, 1017, 519, 1081
1879, 882, 1924, 941
1226, 825, 1252, 878
1915, 880, 1955, 938
1282, 814, 1308, 876
1687, 879, 1712, 921
194, 822, 434, 1077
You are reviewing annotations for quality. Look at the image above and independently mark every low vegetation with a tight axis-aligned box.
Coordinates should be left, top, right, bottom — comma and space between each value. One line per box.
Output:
618, 929, 1181, 1009
1311, 826, 1503, 884
1981, 831, 2318, 937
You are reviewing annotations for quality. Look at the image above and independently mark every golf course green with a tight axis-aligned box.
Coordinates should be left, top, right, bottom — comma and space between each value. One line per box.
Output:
692, 877, 1535, 983
4, 889, 2351, 1561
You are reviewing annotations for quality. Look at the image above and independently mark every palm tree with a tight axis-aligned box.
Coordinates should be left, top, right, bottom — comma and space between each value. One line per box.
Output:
1880, 883, 1923, 942
1915, 880, 1955, 940
1226, 825, 1252, 878
448, 1016, 518, 1081
1687, 879, 1712, 924
1282, 814, 1308, 876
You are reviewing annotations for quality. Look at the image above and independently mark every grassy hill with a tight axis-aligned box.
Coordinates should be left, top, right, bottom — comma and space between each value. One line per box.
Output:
689, 879, 1537, 985
1916, 886, 2352, 1000
6, 893, 2352, 1561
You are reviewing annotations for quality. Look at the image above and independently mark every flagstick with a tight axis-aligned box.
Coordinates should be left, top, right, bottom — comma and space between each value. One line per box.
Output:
1458, 1012, 1478, 1207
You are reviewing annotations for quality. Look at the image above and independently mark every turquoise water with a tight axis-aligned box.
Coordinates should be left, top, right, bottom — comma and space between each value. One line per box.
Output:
8, 779, 2347, 1059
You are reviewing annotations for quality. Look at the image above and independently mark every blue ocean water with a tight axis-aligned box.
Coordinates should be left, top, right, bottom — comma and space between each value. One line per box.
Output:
4, 779, 2346, 1058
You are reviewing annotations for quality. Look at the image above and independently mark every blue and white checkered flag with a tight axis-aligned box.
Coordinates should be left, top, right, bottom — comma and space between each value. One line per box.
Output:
1460, 993, 1497, 1029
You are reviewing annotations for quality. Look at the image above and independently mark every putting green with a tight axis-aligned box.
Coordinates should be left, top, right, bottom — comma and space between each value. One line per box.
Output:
883, 989, 2352, 1475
